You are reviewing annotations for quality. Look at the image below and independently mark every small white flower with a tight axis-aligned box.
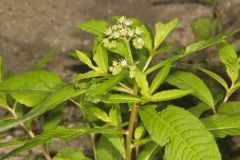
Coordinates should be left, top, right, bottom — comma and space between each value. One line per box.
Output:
120, 58, 128, 67
133, 37, 144, 49
124, 19, 133, 26
135, 27, 143, 35
118, 16, 126, 23
112, 61, 118, 66
104, 27, 112, 35
127, 29, 134, 37
112, 31, 120, 38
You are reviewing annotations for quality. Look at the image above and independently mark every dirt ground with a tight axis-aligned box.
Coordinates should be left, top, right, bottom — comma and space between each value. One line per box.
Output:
0, 0, 240, 159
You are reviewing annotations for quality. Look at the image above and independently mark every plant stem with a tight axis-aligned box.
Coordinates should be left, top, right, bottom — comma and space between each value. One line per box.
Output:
126, 102, 138, 160
223, 84, 234, 103
91, 133, 98, 160
7, 107, 51, 160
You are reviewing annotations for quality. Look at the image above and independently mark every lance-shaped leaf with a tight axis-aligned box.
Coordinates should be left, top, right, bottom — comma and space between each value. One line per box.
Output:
130, 18, 152, 51
139, 105, 221, 160
0, 70, 62, 107
166, 71, 215, 110
146, 28, 240, 74
108, 39, 130, 59
85, 70, 127, 103
75, 50, 98, 71
189, 103, 210, 118
104, 94, 140, 103
97, 135, 123, 160
135, 68, 150, 97
218, 101, 240, 115
154, 19, 178, 50
197, 66, 228, 91
93, 44, 108, 73
77, 20, 111, 36
150, 63, 171, 94
150, 89, 192, 102
0, 86, 84, 133
219, 41, 240, 84
73, 71, 104, 82
202, 114, 240, 138
138, 142, 161, 160
53, 147, 91, 160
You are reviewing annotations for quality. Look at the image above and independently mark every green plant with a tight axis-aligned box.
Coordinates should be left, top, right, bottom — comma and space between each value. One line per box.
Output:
1, 16, 240, 160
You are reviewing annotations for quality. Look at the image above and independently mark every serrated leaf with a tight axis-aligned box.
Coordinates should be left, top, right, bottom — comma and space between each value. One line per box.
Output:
93, 44, 108, 73
88, 105, 110, 123
131, 18, 152, 51
108, 39, 130, 59
146, 28, 240, 74
138, 142, 161, 160
188, 103, 210, 118
104, 94, 140, 103
85, 70, 127, 103
0, 70, 62, 107
202, 114, 240, 138
0, 126, 86, 160
139, 105, 221, 160
75, 50, 98, 71
191, 18, 218, 41
219, 41, 240, 83
135, 68, 150, 97
53, 147, 91, 160
32, 44, 61, 70
150, 89, 192, 102
218, 101, 240, 115
96, 135, 123, 160
197, 66, 228, 90
73, 71, 104, 82
77, 20, 111, 36
150, 63, 171, 94
166, 71, 215, 110
0, 86, 84, 133
154, 19, 178, 50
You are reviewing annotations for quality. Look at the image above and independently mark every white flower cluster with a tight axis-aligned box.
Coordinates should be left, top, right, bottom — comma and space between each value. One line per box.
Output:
109, 58, 136, 78
102, 16, 145, 49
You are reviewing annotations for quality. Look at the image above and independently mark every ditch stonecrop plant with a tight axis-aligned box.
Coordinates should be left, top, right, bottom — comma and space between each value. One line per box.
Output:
1, 16, 240, 160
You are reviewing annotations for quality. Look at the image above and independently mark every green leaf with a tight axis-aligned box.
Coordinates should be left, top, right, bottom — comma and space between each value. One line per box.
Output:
108, 39, 130, 59
0, 126, 85, 160
218, 101, 240, 115
150, 89, 192, 102
166, 71, 215, 110
191, 18, 218, 41
146, 28, 240, 74
0, 86, 84, 133
77, 20, 111, 36
73, 71, 104, 82
197, 66, 228, 90
104, 94, 140, 103
139, 105, 221, 160
154, 19, 178, 50
150, 63, 171, 94
88, 105, 110, 123
43, 105, 63, 131
32, 44, 61, 70
96, 135, 123, 160
0, 140, 24, 148
135, 68, 150, 97
93, 44, 108, 73
105, 133, 126, 158
138, 142, 161, 160
0, 70, 62, 107
109, 105, 121, 126
188, 103, 210, 118
134, 125, 144, 140
75, 50, 98, 71
154, 42, 173, 55
219, 41, 240, 83
202, 114, 240, 138
131, 18, 152, 51
53, 147, 91, 160
85, 70, 127, 103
